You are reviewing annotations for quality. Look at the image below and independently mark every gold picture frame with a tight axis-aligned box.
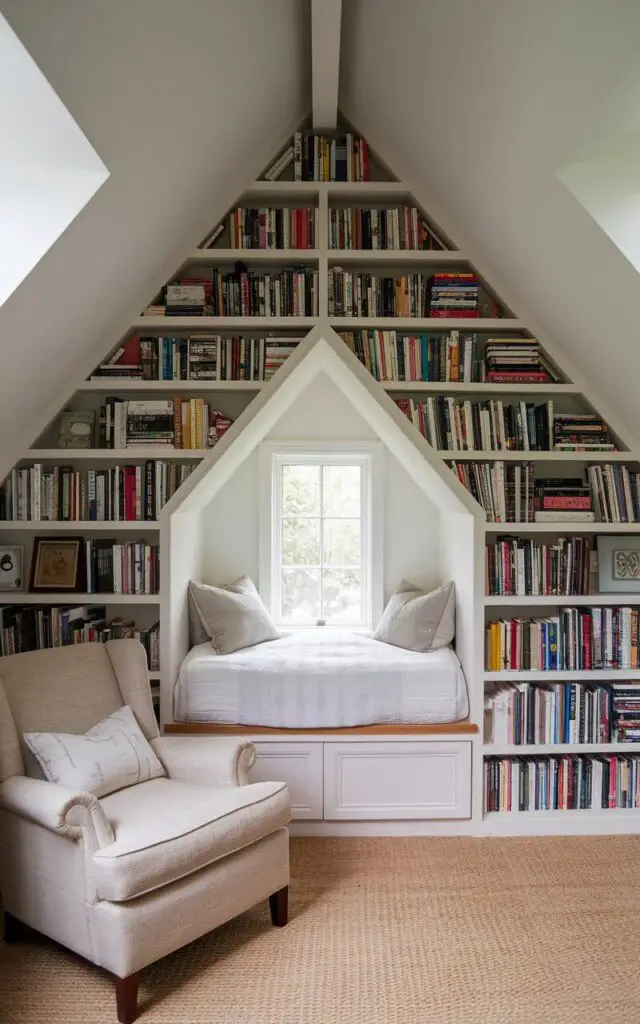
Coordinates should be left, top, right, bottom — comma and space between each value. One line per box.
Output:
30, 538, 85, 593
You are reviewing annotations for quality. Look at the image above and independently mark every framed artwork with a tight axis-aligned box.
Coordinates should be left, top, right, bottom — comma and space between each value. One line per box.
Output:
30, 538, 84, 593
597, 535, 640, 593
0, 546, 25, 591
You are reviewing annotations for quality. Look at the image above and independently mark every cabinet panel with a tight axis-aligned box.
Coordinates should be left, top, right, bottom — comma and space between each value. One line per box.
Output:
249, 742, 323, 820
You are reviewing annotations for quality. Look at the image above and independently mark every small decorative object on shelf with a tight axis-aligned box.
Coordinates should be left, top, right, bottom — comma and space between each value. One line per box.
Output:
58, 411, 96, 449
597, 535, 640, 593
0, 546, 24, 591
30, 537, 84, 593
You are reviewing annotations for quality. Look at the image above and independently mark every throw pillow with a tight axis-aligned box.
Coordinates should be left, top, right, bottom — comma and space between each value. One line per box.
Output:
373, 580, 455, 652
188, 575, 280, 655
23, 705, 165, 798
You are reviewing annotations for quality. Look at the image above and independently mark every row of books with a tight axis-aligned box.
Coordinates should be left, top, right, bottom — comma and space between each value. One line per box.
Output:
1, 463, 193, 522
485, 608, 640, 672
449, 463, 640, 524
290, 132, 369, 182
428, 272, 479, 317
611, 685, 640, 743
485, 536, 595, 596
484, 755, 640, 811
395, 397, 558, 451
0, 603, 159, 667
84, 540, 159, 595
228, 206, 317, 250
340, 329, 479, 382
328, 270, 432, 318
485, 682, 613, 745
328, 207, 439, 251
210, 267, 318, 318
99, 399, 232, 450
554, 415, 614, 451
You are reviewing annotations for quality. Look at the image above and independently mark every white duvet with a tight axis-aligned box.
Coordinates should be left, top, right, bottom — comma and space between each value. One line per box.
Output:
174, 628, 469, 728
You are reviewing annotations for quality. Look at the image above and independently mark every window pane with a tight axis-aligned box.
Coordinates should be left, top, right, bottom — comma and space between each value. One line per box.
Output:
322, 465, 361, 517
322, 569, 361, 622
282, 517, 320, 565
323, 518, 361, 566
282, 568, 320, 621
282, 464, 320, 515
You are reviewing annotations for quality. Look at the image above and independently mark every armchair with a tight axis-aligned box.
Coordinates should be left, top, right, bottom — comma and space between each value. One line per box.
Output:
0, 640, 290, 1023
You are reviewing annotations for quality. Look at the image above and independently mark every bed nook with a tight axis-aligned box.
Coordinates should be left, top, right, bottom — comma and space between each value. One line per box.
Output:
159, 326, 483, 834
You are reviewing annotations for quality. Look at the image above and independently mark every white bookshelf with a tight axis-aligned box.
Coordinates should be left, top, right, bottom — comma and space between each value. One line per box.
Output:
3, 125, 640, 837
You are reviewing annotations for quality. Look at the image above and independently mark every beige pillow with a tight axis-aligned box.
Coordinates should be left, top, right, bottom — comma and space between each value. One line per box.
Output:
188, 576, 280, 655
23, 705, 165, 798
373, 580, 455, 652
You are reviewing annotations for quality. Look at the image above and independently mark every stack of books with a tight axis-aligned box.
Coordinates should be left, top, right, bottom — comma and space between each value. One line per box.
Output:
427, 272, 479, 318
485, 535, 594, 596
218, 337, 301, 380
328, 206, 440, 250
482, 339, 558, 384
533, 477, 594, 524
211, 266, 319, 317
97, 399, 232, 450
395, 397, 552, 451
84, 540, 159, 595
0, 604, 159, 668
448, 461, 536, 522
587, 465, 640, 522
611, 684, 640, 742
485, 681, 611, 745
485, 607, 640, 671
229, 207, 317, 249
484, 755, 640, 812
553, 414, 614, 451
1, 463, 193, 522
291, 132, 369, 182
328, 270, 429, 317
341, 330, 479, 382
164, 284, 207, 317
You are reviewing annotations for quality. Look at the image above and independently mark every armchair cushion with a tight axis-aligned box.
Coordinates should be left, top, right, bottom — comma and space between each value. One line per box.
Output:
95, 776, 289, 901
23, 705, 165, 799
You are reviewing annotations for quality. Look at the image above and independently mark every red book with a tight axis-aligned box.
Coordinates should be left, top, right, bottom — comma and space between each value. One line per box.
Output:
542, 496, 592, 510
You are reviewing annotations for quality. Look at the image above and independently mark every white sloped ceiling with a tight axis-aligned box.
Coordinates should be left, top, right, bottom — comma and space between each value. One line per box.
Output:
340, 0, 640, 446
0, 0, 309, 474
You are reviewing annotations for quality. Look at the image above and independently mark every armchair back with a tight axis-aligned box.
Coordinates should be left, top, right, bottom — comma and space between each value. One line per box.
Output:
0, 639, 158, 782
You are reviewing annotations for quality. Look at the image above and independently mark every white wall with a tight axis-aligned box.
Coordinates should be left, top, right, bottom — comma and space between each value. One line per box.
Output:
200, 374, 442, 601
0, 0, 308, 471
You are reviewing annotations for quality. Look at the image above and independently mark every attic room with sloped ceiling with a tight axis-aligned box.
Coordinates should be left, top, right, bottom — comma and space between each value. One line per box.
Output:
1, 2, 640, 1023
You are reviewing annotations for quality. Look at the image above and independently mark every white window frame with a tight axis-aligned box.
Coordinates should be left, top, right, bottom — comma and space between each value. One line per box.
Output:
259, 442, 383, 629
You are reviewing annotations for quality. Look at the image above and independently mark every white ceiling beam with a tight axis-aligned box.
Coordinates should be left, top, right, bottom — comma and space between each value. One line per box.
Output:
311, 0, 342, 132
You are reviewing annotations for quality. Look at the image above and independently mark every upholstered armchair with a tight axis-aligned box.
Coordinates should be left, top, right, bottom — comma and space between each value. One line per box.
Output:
0, 640, 290, 1023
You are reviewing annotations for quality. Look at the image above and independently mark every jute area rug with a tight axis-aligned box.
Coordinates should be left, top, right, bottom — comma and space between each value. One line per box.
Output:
2, 835, 640, 1024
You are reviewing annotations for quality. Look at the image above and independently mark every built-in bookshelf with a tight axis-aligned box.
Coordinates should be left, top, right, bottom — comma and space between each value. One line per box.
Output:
3, 119, 640, 837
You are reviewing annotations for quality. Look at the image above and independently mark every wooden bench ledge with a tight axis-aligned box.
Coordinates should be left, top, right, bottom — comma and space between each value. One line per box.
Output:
164, 721, 478, 736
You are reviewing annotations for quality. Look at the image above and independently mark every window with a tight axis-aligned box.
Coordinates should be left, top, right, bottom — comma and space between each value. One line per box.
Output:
260, 444, 382, 628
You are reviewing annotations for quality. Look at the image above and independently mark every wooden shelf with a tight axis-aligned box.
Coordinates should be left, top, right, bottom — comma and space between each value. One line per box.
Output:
26, 449, 208, 461
382, 382, 578, 394
79, 380, 265, 392
0, 593, 160, 605
0, 521, 160, 531
133, 316, 318, 330
327, 249, 464, 264
185, 248, 320, 264
484, 670, 640, 681
485, 594, 640, 606
438, 450, 633, 462
247, 181, 407, 195
484, 522, 640, 534
486, 743, 639, 755
328, 317, 523, 330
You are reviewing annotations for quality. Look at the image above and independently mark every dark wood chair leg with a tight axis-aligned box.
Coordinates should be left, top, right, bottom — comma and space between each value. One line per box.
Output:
269, 885, 289, 927
3, 911, 22, 944
114, 972, 140, 1024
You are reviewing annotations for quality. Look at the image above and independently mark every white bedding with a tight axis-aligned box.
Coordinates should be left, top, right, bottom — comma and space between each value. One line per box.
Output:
174, 628, 469, 727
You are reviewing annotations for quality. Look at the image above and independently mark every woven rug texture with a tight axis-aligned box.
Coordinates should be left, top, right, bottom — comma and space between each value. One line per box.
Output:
2, 835, 640, 1024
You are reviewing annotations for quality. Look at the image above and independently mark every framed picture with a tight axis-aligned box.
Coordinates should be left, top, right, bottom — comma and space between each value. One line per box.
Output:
30, 538, 84, 593
597, 535, 640, 593
0, 546, 25, 591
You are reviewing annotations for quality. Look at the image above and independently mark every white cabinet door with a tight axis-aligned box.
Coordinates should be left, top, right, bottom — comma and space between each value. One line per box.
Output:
323, 741, 472, 820
249, 742, 323, 820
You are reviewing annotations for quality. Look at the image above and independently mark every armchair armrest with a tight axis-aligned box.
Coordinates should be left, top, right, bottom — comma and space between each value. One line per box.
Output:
0, 775, 115, 848
151, 735, 256, 787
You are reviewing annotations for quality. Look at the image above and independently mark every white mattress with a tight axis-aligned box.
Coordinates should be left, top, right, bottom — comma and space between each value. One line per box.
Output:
174, 629, 469, 728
